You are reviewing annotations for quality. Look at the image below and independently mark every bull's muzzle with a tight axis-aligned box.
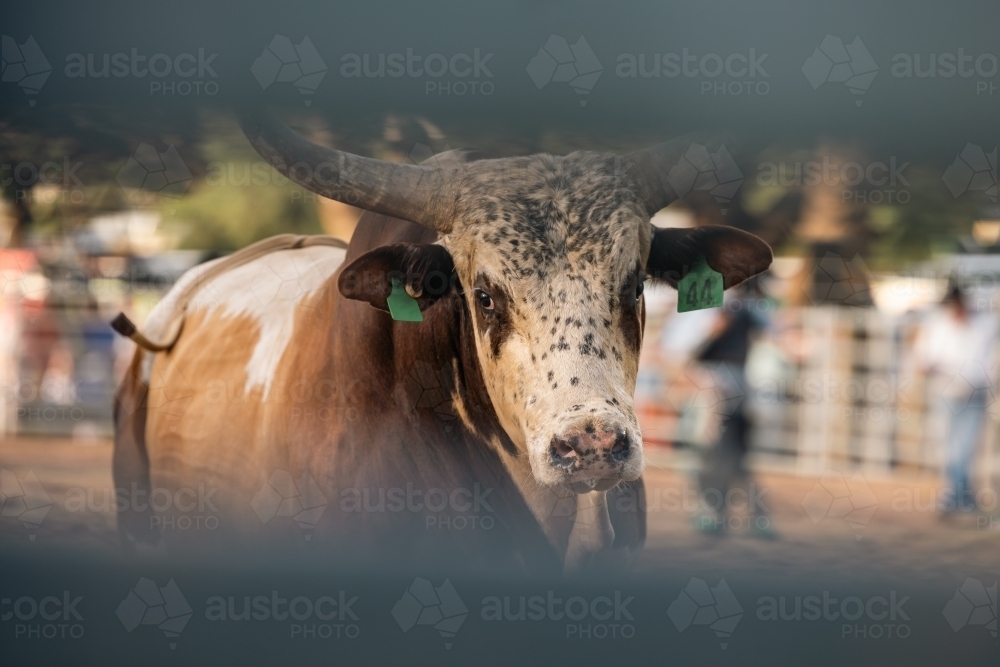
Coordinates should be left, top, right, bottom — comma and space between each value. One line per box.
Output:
547, 420, 639, 492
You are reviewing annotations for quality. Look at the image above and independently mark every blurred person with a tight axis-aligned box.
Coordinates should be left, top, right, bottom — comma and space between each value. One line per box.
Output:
913, 282, 1000, 515
690, 278, 774, 537
656, 305, 719, 448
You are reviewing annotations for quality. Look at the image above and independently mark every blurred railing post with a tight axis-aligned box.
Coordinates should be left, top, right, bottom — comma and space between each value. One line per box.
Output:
0, 294, 21, 435
797, 306, 837, 474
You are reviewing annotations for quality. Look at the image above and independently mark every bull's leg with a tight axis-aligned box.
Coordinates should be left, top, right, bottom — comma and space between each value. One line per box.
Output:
564, 490, 615, 571
112, 350, 159, 548
565, 478, 646, 573
607, 477, 646, 550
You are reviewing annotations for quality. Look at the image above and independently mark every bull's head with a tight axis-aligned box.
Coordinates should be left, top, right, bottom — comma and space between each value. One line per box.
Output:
239, 110, 771, 493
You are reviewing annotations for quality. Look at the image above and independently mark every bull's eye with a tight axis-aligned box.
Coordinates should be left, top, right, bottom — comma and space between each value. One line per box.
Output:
635, 280, 645, 300
475, 289, 495, 311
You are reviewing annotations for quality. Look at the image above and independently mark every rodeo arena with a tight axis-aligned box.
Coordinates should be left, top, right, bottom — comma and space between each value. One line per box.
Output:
2, 3, 999, 665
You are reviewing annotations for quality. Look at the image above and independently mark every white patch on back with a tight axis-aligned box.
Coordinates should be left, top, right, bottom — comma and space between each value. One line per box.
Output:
141, 246, 346, 397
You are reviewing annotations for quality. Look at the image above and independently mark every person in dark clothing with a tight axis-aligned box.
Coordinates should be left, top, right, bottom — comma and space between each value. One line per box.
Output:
693, 280, 774, 537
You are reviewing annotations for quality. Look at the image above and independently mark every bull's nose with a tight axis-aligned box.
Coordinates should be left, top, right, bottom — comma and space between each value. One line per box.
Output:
549, 425, 633, 469
550, 435, 580, 467
609, 430, 631, 462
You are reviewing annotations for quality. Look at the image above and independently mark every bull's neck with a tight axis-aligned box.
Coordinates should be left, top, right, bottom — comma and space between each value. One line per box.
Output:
328, 214, 511, 449
324, 215, 608, 566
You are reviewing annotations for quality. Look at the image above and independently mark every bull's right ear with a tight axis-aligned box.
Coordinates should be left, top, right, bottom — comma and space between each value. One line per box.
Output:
338, 243, 456, 312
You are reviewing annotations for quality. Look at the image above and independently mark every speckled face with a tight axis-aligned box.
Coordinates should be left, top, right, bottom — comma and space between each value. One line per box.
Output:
441, 151, 649, 490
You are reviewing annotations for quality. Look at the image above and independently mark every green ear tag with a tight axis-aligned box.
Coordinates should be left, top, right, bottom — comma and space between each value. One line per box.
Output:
387, 277, 424, 322
677, 256, 723, 313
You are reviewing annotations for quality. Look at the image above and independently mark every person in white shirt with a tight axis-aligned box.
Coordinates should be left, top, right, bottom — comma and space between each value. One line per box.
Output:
913, 283, 999, 514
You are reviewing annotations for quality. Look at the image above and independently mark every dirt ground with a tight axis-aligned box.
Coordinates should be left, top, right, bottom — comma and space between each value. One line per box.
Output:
1, 436, 997, 582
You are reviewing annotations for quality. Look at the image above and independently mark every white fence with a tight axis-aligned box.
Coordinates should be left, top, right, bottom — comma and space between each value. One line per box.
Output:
638, 304, 1000, 490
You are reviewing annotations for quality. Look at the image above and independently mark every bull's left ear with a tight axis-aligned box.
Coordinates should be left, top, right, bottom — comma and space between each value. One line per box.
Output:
646, 225, 773, 289
338, 243, 456, 312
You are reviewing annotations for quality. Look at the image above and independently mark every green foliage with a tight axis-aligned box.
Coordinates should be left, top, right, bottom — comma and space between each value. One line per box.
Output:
867, 165, 982, 270
164, 177, 322, 252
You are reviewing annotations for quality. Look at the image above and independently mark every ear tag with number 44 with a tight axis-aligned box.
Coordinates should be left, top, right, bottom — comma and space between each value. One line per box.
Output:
677, 256, 723, 313
387, 277, 424, 322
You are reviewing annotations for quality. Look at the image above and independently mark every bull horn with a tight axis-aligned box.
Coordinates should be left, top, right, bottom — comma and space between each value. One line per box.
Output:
626, 133, 739, 216
237, 107, 456, 232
